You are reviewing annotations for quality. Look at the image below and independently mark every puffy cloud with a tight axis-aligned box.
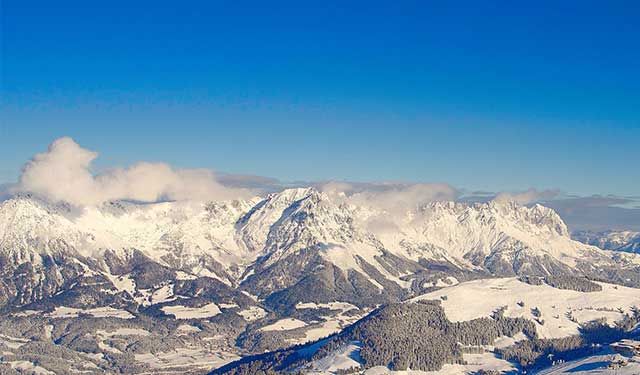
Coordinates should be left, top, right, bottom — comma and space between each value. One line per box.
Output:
12, 137, 252, 206
493, 188, 559, 205
321, 181, 459, 212
319, 181, 458, 234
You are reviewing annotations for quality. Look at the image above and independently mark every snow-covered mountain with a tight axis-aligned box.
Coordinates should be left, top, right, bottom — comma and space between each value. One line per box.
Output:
2, 188, 640, 374
573, 230, 640, 254
1, 188, 638, 310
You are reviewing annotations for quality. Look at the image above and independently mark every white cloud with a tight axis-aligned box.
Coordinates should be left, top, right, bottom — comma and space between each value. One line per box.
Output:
493, 188, 559, 205
12, 137, 252, 206
322, 181, 458, 209
320, 181, 458, 234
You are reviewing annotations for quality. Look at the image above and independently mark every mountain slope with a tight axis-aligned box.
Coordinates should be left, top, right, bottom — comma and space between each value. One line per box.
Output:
214, 278, 640, 375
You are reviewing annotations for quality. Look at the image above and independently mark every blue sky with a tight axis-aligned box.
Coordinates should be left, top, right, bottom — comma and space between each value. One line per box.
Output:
2, 1, 639, 196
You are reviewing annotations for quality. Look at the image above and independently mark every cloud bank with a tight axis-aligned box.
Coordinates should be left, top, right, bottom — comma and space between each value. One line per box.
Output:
320, 181, 459, 234
331, 182, 457, 210
321, 181, 458, 210
12, 137, 252, 206
6, 137, 639, 232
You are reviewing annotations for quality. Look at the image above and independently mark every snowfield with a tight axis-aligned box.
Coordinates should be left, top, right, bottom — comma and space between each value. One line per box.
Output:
287, 302, 366, 345
413, 277, 640, 338
7, 360, 56, 375
47, 306, 134, 319
335, 350, 517, 375
260, 318, 308, 332
161, 303, 221, 319
95, 328, 150, 338
319, 351, 640, 375
237, 306, 268, 321
535, 351, 640, 375
134, 348, 240, 371
0, 334, 30, 349
306, 341, 363, 374
296, 301, 358, 311
176, 324, 201, 334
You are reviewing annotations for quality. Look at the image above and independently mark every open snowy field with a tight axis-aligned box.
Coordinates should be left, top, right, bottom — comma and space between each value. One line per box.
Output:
47, 306, 134, 319
413, 277, 640, 338
535, 351, 640, 375
307, 348, 517, 375
135, 348, 240, 371
160, 303, 222, 319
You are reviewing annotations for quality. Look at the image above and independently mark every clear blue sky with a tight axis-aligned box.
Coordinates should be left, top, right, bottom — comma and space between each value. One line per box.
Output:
1, 1, 639, 196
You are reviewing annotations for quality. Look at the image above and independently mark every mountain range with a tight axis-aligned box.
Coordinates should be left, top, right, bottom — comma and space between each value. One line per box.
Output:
1, 188, 639, 374
572, 230, 640, 254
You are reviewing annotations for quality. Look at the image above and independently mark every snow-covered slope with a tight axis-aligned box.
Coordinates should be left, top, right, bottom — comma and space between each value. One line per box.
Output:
0, 196, 100, 260
312, 351, 640, 375
534, 351, 640, 375
413, 277, 640, 339
219, 277, 640, 375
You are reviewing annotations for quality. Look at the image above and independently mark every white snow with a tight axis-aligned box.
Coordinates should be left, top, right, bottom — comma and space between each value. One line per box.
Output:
133, 288, 154, 306
161, 303, 221, 319
413, 277, 640, 338
241, 290, 259, 301
298, 320, 342, 343
432, 277, 459, 288
12, 309, 41, 317
0, 334, 30, 349
175, 271, 198, 280
97, 340, 122, 354
8, 360, 55, 375
287, 303, 366, 345
260, 318, 308, 332
47, 306, 134, 319
192, 265, 230, 285
94, 328, 150, 355
134, 348, 239, 370
44, 325, 53, 339
237, 306, 268, 321
103, 272, 136, 297
492, 331, 528, 349
149, 283, 177, 304
535, 351, 640, 374
218, 302, 239, 309
176, 324, 201, 334
360, 351, 517, 375
296, 301, 358, 311
306, 341, 362, 374
96, 328, 150, 337
3, 191, 639, 298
